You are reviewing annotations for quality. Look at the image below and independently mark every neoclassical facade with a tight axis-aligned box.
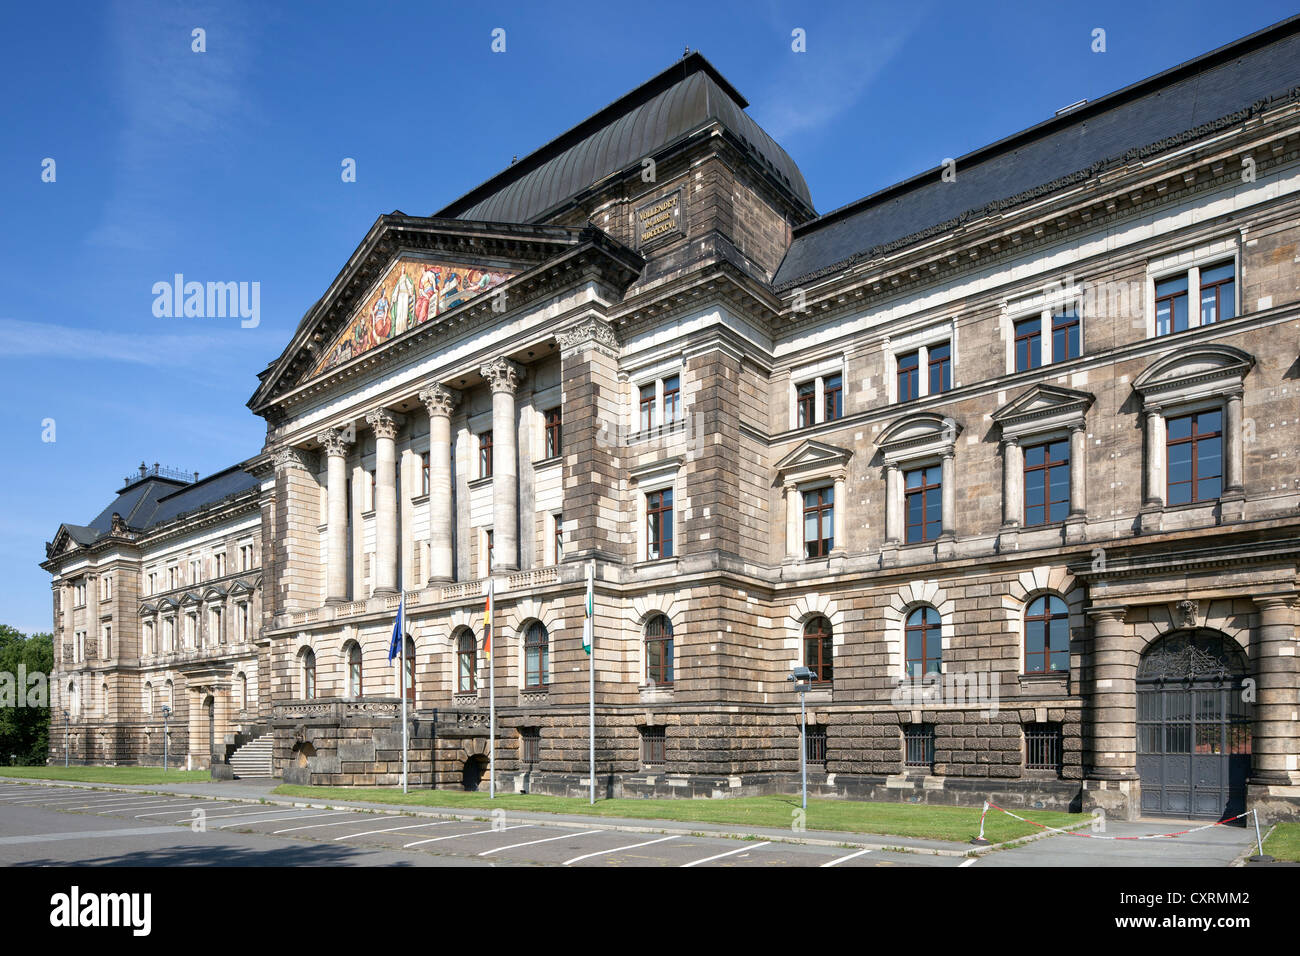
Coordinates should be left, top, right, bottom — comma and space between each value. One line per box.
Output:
45, 20, 1300, 818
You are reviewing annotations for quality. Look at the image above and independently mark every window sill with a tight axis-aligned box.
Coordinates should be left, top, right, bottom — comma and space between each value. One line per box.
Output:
635, 556, 678, 570
533, 455, 561, 469
410, 493, 429, 505
468, 475, 492, 490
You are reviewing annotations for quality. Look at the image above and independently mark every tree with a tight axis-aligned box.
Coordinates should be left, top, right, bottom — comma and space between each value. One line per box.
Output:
0, 625, 53, 765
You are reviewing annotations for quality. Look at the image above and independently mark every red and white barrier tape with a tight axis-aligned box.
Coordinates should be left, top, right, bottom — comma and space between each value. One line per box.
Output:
979, 799, 1251, 841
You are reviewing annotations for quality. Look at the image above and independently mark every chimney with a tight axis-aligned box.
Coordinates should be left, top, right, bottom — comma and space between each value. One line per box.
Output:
139, 461, 147, 478
194, 471, 200, 482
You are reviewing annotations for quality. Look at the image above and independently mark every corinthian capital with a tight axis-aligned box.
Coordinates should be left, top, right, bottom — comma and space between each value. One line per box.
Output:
274, 445, 316, 472
480, 357, 526, 395
556, 315, 619, 355
365, 407, 406, 441
316, 427, 354, 458
418, 383, 461, 419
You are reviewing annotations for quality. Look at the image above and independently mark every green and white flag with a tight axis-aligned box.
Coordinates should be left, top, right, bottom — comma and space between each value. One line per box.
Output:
582, 560, 594, 655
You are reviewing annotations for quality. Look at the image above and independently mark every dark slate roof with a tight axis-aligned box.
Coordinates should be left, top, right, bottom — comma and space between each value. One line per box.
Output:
773, 16, 1300, 289
435, 52, 813, 223
72, 464, 260, 546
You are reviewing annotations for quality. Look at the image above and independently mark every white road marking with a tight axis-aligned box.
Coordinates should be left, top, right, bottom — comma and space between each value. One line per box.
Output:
216, 810, 331, 830
563, 834, 679, 866
821, 847, 873, 867
960, 858, 978, 867
132, 804, 272, 819
335, 821, 456, 841
404, 824, 532, 848
0, 826, 181, 844
681, 841, 771, 867
477, 829, 605, 857
272, 815, 370, 834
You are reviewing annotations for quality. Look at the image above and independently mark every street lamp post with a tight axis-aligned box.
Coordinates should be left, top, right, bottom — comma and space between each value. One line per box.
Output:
787, 666, 817, 811
161, 705, 171, 772
63, 709, 69, 767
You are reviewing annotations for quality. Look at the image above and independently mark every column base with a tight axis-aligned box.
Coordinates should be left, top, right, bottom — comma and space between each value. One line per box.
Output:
324, 596, 350, 606
372, 587, 399, 596
1218, 491, 1245, 524
1249, 770, 1297, 787
997, 526, 1019, 553
1138, 505, 1163, 534
1063, 514, 1087, 544
425, 576, 452, 586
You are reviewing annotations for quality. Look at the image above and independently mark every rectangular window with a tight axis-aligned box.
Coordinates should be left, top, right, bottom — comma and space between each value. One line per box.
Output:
1014, 317, 1041, 371
662, 375, 681, 425
903, 724, 935, 769
796, 381, 816, 427
1023, 439, 1071, 526
1051, 309, 1080, 361
646, 489, 674, 560
521, 727, 540, 765
641, 726, 666, 768
485, 530, 494, 572
544, 407, 563, 458
802, 486, 834, 558
102, 625, 111, 659
639, 383, 656, 431
420, 451, 430, 496
1025, 723, 1063, 772
553, 514, 564, 564
1166, 410, 1222, 504
927, 343, 951, 395
897, 351, 920, 402
478, 431, 493, 478
904, 465, 943, 543
823, 374, 843, 422
1199, 262, 1236, 326
1155, 275, 1189, 336
806, 726, 828, 766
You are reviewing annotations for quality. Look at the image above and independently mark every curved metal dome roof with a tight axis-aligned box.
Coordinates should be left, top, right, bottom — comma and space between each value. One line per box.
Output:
436, 53, 813, 224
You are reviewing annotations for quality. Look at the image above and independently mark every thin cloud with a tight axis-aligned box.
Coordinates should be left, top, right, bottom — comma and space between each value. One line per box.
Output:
0, 319, 240, 366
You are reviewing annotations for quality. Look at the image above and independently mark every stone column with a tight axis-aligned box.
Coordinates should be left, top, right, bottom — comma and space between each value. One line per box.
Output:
939, 451, 956, 539
832, 474, 847, 552
1001, 437, 1022, 527
419, 384, 460, 583
1142, 407, 1163, 506
883, 463, 900, 544
480, 357, 525, 572
316, 427, 353, 604
1224, 390, 1244, 495
785, 482, 801, 559
1251, 593, 1298, 785
1087, 606, 1138, 781
1069, 423, 1087, 515
365, 408, 405, 594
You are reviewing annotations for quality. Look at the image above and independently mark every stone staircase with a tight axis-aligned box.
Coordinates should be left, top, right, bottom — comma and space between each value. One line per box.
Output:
228, 732, 274, 778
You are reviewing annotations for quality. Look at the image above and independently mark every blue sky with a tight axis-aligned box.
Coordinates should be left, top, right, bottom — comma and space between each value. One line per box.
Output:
1, 0, 1295, 635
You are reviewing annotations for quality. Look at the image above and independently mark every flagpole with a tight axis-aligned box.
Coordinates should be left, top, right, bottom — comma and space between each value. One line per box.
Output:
401, 600, 408, 795
588, 559, 595, 806
489, 573, 495, 800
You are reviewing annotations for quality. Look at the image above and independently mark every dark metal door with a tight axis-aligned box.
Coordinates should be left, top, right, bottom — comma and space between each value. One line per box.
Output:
1136, 631, 1250, 820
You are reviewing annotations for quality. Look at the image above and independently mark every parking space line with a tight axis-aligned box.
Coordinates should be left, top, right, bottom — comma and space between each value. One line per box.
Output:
57, 797, 167, 809
563, 835, 679, 865
216, 810, 333, 830
132, 803, 249, 818
478, 829, 606, 857
960, 858, 978, 867
95, 801, 200, 814
272, 815, 369, 834
404, 824, 532, 848
188, 807, 314, 822
821, 847, 873, 867
681, 841, 772, 867
335, 821, 456, 841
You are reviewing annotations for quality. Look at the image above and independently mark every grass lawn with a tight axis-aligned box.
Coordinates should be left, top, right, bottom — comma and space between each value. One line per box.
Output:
273, 785, 1080, 844
1262, 822, 1300, 862
0, 766, 211, 785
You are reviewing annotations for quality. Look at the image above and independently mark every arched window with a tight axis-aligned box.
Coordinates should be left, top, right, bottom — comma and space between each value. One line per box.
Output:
457, 631, 477, 693
1025, 595, 1070, 674
524, 622, 549, 690
164, 679, 174, 710
302, 648, 317, 700
101, 682, 109, 718
803, 616, 833, 684
345, 642, 362, 697
645, 615, 674, 686
905, 607, 942, 677
236, 672, 248, 712
403, 636, 416, 706
68, 681, 79, 718
144, 681, 153, 715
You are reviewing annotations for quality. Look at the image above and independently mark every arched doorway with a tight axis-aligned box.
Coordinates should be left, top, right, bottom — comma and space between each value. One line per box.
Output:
1137, 629, 1250, 820
461, 754, 489, 791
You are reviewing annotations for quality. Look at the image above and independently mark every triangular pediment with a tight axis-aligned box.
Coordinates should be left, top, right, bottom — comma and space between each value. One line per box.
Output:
992, 383, 1095, 429
775, 440, 853, 472
248, 215, 643, 414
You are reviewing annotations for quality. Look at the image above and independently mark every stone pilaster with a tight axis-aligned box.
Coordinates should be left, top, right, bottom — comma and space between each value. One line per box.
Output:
480, 357, 525, 572
272, 445, 321, 613
1251, 593, 1298, 785
1087, 605, 1138, 781
365, 408, 405, 594
418, 384, 460, 583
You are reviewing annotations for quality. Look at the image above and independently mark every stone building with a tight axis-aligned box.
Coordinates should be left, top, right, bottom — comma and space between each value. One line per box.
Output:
44, 18, 1300, 819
